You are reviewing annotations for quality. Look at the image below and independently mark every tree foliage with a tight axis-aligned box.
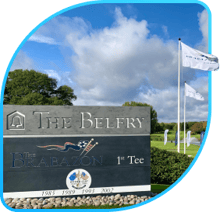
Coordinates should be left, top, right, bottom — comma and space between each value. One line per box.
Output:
191, 121, 206, 134
156, 122, 176, 132
4, 69, 77, 105
122, 101, 158, 133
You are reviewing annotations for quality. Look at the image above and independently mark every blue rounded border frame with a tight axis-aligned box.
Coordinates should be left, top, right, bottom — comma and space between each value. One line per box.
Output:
0, 0, 212, 211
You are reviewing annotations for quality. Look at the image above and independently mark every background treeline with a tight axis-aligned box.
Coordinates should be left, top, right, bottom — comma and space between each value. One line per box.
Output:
155, 121, 207, 134
123, 101, 207, 134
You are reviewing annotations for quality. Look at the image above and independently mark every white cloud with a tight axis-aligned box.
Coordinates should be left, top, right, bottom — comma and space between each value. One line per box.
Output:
162, 25, 169, 37
10, 50, 34, 71
29, 16, 90, 46
64, 7, 198, 106
44, 69, 61, 82
196, 9, 208, 52
198, 10, 208, 44
28, 34, 59, 45
75, 98, 122, 106
136, 76, 208, 123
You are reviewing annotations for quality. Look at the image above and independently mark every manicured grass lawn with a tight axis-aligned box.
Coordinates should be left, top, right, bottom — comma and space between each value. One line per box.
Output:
151, 140, 200, 157
151, 184, 170, 193
151, 130, 184, 141
151, 130, 201, 157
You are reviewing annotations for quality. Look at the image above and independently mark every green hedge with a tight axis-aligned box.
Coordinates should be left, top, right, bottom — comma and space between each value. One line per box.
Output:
151, 147, 193, 185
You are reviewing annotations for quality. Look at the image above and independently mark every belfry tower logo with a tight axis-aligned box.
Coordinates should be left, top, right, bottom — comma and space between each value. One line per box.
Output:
7, 111, 25, 130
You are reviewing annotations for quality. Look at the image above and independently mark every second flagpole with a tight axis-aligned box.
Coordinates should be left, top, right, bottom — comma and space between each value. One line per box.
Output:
184, 81, 186, 154
177, 38, 181, 153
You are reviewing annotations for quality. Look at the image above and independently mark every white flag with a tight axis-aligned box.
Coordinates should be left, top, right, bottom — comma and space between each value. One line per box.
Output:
181, 42, 219, 71
187, 131, 191, 147
185, 83, 204, 101
164, 129, 169, 145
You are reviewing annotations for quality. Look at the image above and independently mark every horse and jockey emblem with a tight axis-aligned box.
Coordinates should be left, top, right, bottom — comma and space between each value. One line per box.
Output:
37, 138, 98, 157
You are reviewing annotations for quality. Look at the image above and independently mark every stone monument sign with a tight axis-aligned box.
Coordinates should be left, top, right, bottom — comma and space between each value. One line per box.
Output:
3, 105, 151, 198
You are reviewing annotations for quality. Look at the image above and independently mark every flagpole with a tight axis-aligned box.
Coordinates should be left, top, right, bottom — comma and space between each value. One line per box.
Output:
177, 38, 181, 153
184, 81, 186, 154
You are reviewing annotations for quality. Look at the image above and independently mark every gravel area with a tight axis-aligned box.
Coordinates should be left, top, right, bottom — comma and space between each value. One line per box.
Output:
4, 193, 158, 209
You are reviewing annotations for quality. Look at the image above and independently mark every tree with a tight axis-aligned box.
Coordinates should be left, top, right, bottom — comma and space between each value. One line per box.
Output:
202, 121, 207, 129
159, 122, 165, 131
122, 101, 159, 133
191, 121, 207, 135
165, 122, 176, 130
4, 69, 77, 105
187, 121, 197, 130
173, 124, 177, 131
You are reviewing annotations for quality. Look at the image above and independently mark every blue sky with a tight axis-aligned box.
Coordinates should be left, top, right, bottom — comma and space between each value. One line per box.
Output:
10, 3, 209, 123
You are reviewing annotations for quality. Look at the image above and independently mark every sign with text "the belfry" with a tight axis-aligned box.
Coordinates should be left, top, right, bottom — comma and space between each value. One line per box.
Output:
3, 105, 151, 198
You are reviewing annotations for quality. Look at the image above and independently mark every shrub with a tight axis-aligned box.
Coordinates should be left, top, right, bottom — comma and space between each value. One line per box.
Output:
151, 147, 193, 185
